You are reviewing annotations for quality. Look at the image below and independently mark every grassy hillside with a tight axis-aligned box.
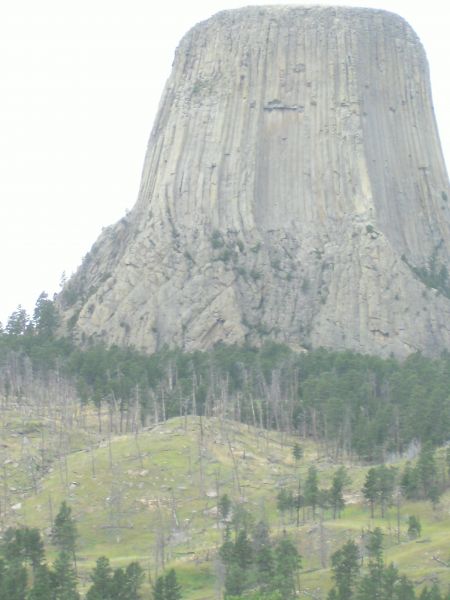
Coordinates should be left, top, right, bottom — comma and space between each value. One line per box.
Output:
2, 414, 449, 598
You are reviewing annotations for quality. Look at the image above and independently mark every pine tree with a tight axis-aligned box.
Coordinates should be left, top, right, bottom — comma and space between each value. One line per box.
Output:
111, 568, 127, 600
218, 494, 231, 522
28, 564, 56, 600
292, 443, 303, 464
356, 529, 384, 600
329, 540, 360, 600
400, 463, 419, 499
362, 468, 378, 518
417, 443, 440, 505
33, 292, 59, 338
124, 562, 144, 600
164, 569, 182, 600
393, 574, 416, 600
272, 536, 301, 600
255, 544, 275, 590
152, 576, 165, 600
330, 467, 350, 519
86, 557, 113, 600
52, 503, 77, 568
224, 564, 246, 597
376, 465, 397, 518
5, 306, 29, 336
304, 466, 320, 519
407, 515, 421, 539
0, 557, 28, 600
233, 530, 253, 571
53, 551, 79, 600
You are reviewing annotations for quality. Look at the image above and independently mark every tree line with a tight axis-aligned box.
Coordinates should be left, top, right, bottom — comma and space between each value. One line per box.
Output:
1, 295, 450, 462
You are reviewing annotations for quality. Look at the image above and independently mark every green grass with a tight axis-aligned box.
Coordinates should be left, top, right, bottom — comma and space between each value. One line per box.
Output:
1, 415, 450, 597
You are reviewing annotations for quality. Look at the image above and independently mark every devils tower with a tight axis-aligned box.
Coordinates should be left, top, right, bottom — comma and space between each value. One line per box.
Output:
60, 6, 450, 357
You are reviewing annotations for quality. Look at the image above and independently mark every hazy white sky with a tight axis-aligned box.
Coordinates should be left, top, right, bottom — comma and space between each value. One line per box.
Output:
1, 0, 449, 325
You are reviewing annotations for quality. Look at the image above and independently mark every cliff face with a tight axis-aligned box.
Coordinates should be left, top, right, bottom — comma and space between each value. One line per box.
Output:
60, 6, 450, 357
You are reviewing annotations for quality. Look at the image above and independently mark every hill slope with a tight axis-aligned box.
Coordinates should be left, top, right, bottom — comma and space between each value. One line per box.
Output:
5, 416, 450, 598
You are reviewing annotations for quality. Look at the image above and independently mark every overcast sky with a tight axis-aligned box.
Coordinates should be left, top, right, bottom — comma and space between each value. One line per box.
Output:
1, 0, 449, 325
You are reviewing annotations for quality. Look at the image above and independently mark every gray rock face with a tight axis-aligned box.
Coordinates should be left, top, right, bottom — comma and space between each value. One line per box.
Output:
60, 6, 450, 357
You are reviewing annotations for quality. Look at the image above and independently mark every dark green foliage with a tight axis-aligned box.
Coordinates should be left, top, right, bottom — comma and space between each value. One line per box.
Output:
276, 488, 294, 520
402, 246, 450, 299
163, 569, 182, 600
328, 533, 450, 600
211, 230, 225, 249
419, 583, 445, 600
0, 524, 148, 600
272, 536, 301, 599
123, 562, 145, 600
220, 523, 300, 599
86, 558, 144, 600
2, 305, 450, 458
362, 466, 397, 517
328, 540, 360, 600
292, 443, 303, 463
152, 569, 181, 600
224, 564, 247, 597
33, 292, 59, 338
52, 551, 79, 600
329, 467, 350, 519
52, 502, 77, 560
5, 305, 30, 336
401, 444, 441, 505
218, 494, 232, 522
407, 516, 421, 539
28, 564, 56, 600
304, 466, 319, 518
0, 557, 27, 600
153, 576, 166, 600
86, 557, 113, 600
3, 527, 45, 571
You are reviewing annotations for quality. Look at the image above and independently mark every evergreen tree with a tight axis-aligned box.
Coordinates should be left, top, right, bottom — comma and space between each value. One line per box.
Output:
52, 503, 77, 566
407, 516, 421, 539
53, 551, 79, 600
152, 576, 165, 600
329, 540, 360, 600
33, 292, 59, 338
376, 466, 397, 518
234, 530, 253, 569
276, 488, 293, 523
111, 568, 128, 600
272, 536, 301, 600
28, 564, 56, 600
292, 443, 303, 464
416, 443, 440, 505
224, 564, 247, 597
5, 306, 29, 336
218, 494, 231, 522
86, 557, 113, 600
400, 463, 419, 499
0, 557, 28, 600
124, 562, 144, 600
393, 575, 416, 600
304, 466, 320, 519
357, 529, 384, 600
330, 467, 350, 519
362, 468, 378, 518
164, 569, 182, 600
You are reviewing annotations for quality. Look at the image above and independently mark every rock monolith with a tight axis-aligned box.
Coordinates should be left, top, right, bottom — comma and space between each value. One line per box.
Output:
60, 6, 450, 357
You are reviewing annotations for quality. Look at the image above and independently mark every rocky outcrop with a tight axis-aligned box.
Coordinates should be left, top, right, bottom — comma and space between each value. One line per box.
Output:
59, 6, 450, 357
